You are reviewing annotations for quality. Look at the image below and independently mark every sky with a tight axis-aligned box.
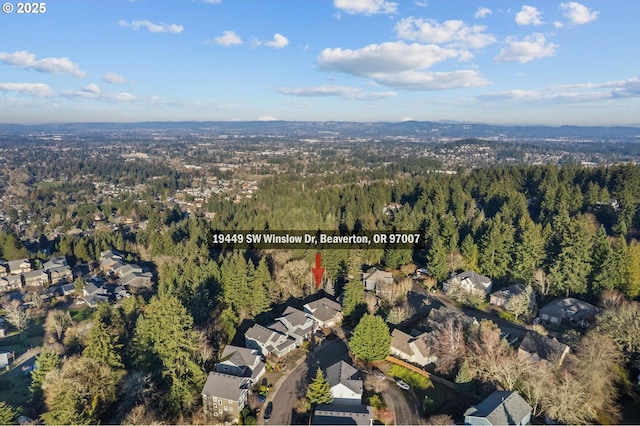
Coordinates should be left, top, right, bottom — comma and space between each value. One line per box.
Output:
1, 0, 639, 125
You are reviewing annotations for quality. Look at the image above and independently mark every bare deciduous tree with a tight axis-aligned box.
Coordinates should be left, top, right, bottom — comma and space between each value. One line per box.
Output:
364, 374, 389, 393
505, 285, 535, 321
386, 303, 415, 325
45, 309, 72, 341
599, 290, 625, 309
432, 317, 466, 374
530, 268, 550, 296
2, 299, 28, 330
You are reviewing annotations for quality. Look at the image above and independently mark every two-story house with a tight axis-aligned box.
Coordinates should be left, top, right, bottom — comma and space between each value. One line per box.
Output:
202, 372, 252, 423
215, 345, 265, 382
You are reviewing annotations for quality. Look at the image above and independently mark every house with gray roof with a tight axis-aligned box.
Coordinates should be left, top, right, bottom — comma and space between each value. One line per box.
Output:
304, 297, 343, 329
82, 282, 110, 307
245, 323, 297, 358
490, 283, 526, 307
215, 345, 265, 382
518, 331, 570, 366
444, 270, 492, 296
0, 275, 23, 293
120, 271, 153, 291
48, 265, 73, 285
362, 267, 393, 292
23, 269, 48, 287
464, 390, 532, 425
8, 259, 31, 275
313, 404, 374, 426
201, 372, 252, 422
43, 256, 67, 271
276, 306, 314, 343
325, 360, 363, 405
390, 328, 438, 367
538, 297, 599, 328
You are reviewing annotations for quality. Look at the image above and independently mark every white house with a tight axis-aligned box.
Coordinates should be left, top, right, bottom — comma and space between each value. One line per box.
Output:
325, 360, 363, 405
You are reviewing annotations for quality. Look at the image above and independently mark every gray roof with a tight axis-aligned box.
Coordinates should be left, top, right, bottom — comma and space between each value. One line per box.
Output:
391, 328, 414, 358
43, 256, 67, 271
7, 259, 30, 273
465, 391, 532, 425
519, 331, 569, 364
278, 306, 309, 328
219, 345, 259, 368
246, 323, 279, 346
452, 270, 492, 291
23, 269, 47, 279
539, 297, 599, 321
313, 404, 373, 426
304, 297, 342, 323
325, 360, 362, 395
363, 267, 392, 283
201, 372, 252, 401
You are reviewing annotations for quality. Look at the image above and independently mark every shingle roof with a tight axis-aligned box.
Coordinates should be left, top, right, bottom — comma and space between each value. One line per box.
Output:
304, 297, 342, 323
519, 331, 569, 364
201, 372, 251, 401
313, 404, 373, 426
391, 328, 414, 358
325, 360, 362, 395
465, 390, 532, 425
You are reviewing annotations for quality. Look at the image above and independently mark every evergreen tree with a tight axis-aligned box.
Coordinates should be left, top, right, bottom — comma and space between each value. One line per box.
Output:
549, 215, 593, 296
30, 347, 60, 401
349, 314, 391, 363
460, 234, 479, 272
306, 368, 333, 405
133, 294, 206, 414
427, 236, 449, 282
248, 257, 272, 317
625, 241, 640, 298
479, 214, 514, 279
83, 320, 124, 368
220, 251, 252, 318
342, 253, 364, 318
0, 402, 18, 425
512, 216, 546, 283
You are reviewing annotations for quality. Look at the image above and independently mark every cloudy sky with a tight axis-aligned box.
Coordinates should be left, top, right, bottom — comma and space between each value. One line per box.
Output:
1, 0, 638, 125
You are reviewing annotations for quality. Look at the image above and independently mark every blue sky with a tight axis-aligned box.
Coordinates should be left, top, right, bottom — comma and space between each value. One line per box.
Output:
1, 0, 638, 125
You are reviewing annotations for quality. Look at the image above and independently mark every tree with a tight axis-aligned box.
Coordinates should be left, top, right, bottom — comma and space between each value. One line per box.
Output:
595, 301, 640, 360
342, 254, 364, 318
512, 217, 546, 283
460, 234, 479, 272
427, 236, 448, 283
0, 402, 19, 425
41, 356, 124, 425
432, 317, 467, 374
505, 285, 535, 321
349, 314, 391, 363
30, 347, 60, 401
83, 319, 124, 368
44, 310, 72, 341
133, 294, 206, 414
306, 368, 333, 405
73, 278, 84, 297
2, 299, 28, 330
478, 214, 514, 279
549, 215, 593, 296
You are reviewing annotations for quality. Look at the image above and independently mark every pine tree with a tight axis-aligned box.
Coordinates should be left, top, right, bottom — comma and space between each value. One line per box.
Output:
30, 347, 60, 402
512, 216, 546, 283
342, 253, 364, 318
349, 314, 391, 363
479, 214, 514, 280
427, 236, 449, 283
306, 368, 333, 405
0, 402, 18, 425
83, 320, 124, 368
220, 251, 251, 318
460, 234, 479, 272
248, 258, 272, 317
549, 215, 593, 296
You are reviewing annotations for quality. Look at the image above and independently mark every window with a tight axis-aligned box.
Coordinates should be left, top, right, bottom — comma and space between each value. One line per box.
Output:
213, 413, 218, 417
219, 400, 222, 405
224, 406, 228, 411
219, 409, 223, 414
229, 408, 233, 412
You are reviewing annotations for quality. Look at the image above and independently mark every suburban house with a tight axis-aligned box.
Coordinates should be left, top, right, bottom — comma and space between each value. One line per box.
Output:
42, 256, 67, 271
82, 282, 111, 307
100, 248, 153, 292
47, 265, 73, 285
489, 283, 526, 307
362, 267, 393, 292
215, 345, 265, 382
0, 275, 23, 293
201, 372, 252, 422
245, 323, 297, 358
0, 261, 9, 278
22, 269, 49, 287
390, 328, 438, 367
0, 351, 16, 369
325, 360, 363, 405
464, 390, 532, 425
518, 331, 570, 366
245, 306, 314, 357
7, 258, 32, 275
443, 270, 492, 296
303, 297, 343, 329
313, 404, 374, 426
120, 271, 153, 291
538, 297, 599, 328
99, 250, 124, 272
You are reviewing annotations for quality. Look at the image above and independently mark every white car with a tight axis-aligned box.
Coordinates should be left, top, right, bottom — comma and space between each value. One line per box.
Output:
396, 379, 410, 390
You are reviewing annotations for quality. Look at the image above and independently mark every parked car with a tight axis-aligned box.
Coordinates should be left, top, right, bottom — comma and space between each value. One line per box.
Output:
396, 379, 410, 390
264, 401, 273, 422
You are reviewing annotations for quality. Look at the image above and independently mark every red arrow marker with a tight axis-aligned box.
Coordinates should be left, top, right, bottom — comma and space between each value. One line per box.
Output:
312, 253, 325, 289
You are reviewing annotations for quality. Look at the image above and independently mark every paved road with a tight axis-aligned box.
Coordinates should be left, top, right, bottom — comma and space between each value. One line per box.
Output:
381, 381, 424, 425
263, 338, 350, 425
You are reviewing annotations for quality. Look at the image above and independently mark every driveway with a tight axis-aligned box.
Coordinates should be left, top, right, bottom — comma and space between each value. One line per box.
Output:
381, 382, 424, 425
262, 338, 350, 425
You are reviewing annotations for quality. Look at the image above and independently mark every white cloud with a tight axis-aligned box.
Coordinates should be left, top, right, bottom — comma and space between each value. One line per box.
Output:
277, 85, 397, 100
257, 116, 279, 121
515, 5, 544, 26
0, 50, 85, 78
201, 0, 221, 3
396, 17, 496, 49
119, 20, 184, 34
0, 82, 55, 98
333, 0, 398, 15
318, 41, 460, 76
372, 70, 490, 90
475, 7, 492, 19
560, 2, 599, 25
102, 72, 130, 84
553, 21, 564, 28
494, 34, 557, 63
82, 83, 100, 93
263, 33, 289, 49
209, 31, 242, 46
62, 89, 137, 102
415, 1, 428, 7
